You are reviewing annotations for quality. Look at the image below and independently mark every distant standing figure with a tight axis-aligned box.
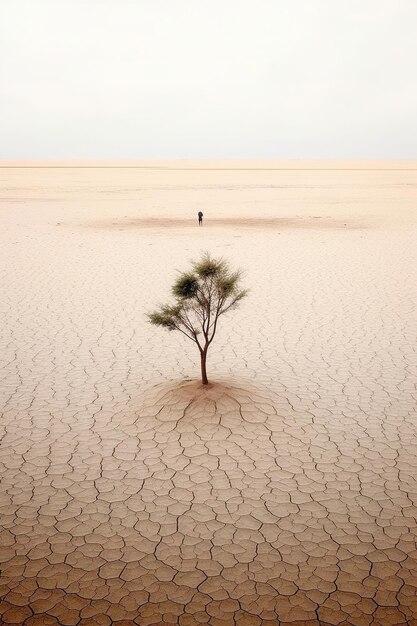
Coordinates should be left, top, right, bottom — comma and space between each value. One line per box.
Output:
198, 211, 204, 226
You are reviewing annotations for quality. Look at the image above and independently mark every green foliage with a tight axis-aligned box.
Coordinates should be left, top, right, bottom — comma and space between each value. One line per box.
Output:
193, 253, 226, 278
148, 252, 248, 383
172, 273, 198, 299
147, 304, 182, 330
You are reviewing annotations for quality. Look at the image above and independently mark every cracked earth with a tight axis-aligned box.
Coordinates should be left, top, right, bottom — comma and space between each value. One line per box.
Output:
1, 164, 417, 625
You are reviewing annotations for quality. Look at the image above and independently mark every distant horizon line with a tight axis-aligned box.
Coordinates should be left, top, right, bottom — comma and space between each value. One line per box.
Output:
1, 158, 417, 171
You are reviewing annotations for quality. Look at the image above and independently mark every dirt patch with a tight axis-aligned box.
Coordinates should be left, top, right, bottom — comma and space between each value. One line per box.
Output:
83, 216, 366, 231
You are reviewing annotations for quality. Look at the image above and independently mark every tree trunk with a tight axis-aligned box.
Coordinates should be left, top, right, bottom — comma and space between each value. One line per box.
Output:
200, 348, 208, 385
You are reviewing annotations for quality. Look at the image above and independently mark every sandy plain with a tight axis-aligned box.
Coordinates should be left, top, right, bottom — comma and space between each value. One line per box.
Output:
1, 162, 417, 626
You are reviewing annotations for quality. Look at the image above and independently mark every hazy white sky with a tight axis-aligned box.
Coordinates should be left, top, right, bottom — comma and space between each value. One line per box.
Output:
1, 0, 417, 159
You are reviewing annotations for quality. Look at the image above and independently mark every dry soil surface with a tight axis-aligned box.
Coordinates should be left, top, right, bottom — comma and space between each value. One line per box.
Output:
1, 164, 417, 626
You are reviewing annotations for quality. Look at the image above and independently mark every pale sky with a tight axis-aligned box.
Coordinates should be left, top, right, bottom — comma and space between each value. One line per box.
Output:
1, 0, 417, 159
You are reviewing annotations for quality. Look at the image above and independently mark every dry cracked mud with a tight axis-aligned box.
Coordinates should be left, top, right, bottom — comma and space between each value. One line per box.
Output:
1, 165, 417, 625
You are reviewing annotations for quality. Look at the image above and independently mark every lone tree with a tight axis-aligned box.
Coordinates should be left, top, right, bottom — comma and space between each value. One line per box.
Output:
148, 252, 248, 385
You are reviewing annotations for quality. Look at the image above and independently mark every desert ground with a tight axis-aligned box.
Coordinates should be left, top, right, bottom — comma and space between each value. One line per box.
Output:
1, 162, 417, 626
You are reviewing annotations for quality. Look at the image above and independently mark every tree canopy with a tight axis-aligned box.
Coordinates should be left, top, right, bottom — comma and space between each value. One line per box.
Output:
148, 252, 248, 384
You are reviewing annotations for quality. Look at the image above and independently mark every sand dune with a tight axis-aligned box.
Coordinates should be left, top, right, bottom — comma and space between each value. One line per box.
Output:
1, 163, 417, 625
